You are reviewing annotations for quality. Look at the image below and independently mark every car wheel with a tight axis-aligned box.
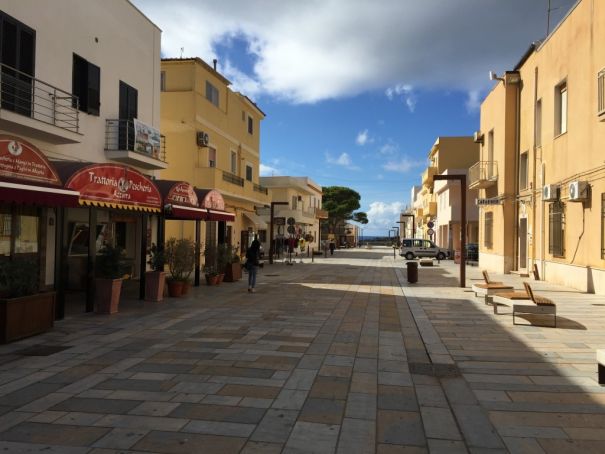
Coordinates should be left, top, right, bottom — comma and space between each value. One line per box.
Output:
436, 252, 445, 260
405, 252, 414, 260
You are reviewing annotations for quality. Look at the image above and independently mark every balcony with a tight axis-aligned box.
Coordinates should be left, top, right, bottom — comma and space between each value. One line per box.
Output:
422, 166, 437, 186
253, 183, 268, 195
105, 119, 167, 170
223, 171, 244, 187
468, 161, 498, 189
0, 63, 81, 143
423, 201, 437, 216
195, 167, 270, 206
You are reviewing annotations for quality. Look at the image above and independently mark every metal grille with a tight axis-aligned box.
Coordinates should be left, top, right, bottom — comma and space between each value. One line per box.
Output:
549, 202, 565, 257
253, 183, 268, 194
222, 171, 244, 187
104, 119, 166, 162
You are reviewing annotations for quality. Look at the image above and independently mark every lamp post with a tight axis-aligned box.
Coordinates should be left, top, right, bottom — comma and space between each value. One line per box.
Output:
269, 201, 289, 265
433, 174, 466, 288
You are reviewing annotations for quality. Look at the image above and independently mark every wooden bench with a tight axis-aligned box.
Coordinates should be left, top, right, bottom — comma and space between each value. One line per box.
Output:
512, 282, 557, 327
490, 290, 529, 314
472, 270, 513, 302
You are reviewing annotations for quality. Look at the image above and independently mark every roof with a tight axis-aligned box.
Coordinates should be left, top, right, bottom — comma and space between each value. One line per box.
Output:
162, 57, 231, 86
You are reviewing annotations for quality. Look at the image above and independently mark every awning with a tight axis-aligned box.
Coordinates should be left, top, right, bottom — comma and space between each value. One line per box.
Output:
54, 162, 162, 213
166, 204, 208, 220
242, 211, 267, 229
207, 209, 235, 222
195, 188, 234, 222
0, 181, 80, 207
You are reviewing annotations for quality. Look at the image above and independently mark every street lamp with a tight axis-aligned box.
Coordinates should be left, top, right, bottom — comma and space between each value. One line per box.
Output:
269, 201, 289, 264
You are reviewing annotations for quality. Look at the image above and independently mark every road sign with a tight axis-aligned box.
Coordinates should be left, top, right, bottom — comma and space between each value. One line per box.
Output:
287, 225, 296, 234
427, 228, 435, 236
427, 221, 434, 228
287, 217, 296, 225
475, 198, 502, 206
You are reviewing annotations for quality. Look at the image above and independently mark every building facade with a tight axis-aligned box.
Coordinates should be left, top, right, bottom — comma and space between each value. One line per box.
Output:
474, 0, 605, 293
159, 58, 269, 255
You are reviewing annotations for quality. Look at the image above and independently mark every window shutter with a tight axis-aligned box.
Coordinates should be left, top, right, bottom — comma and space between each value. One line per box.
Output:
87, 62, 100, 115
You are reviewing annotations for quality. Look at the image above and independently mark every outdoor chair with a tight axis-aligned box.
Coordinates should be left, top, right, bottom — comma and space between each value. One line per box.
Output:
512, 282, 557, 327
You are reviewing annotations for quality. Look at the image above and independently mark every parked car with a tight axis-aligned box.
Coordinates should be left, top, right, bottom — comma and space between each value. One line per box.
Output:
399, 238, 448, 260
466, 243, 479, 261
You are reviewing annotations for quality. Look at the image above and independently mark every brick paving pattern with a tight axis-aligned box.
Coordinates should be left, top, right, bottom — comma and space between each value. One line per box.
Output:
0, 247, 604, 453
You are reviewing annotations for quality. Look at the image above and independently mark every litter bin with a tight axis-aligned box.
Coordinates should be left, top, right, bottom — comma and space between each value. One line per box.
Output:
407, 261, 418, 283
454, 250, 461, 264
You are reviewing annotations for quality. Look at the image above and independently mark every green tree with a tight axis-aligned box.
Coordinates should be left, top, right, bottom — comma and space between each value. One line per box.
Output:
322, 186, 369, 233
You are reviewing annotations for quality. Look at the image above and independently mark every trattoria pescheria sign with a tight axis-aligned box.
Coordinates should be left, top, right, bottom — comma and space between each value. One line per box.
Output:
0, 135, 62, 185
65, 164, 161, 210
166, 182, 198, 207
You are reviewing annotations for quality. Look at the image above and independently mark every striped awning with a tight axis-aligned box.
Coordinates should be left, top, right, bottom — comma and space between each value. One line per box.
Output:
79, 199, 161, 212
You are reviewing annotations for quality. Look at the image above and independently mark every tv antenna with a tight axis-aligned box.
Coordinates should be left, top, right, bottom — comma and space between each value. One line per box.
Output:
180, 47, 184, 58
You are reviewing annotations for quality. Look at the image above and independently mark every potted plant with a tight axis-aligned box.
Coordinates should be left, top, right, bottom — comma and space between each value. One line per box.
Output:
0, 257, 56, 343
165, 238, 196, 296
223, 245, 242, 282
145, 243, 166, 302
95, 244, 128, 314
204, 243, 220, 285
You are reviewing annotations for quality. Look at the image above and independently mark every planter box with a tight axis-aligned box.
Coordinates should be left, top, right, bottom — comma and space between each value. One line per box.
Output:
167, 280, 183, 297
0, 292, 56, 344
224, 263, 242, 282
145, 271, 166, 302
95, 278, 122, 314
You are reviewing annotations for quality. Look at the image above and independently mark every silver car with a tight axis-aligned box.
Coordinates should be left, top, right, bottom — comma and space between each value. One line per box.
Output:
399, 238, 447, 260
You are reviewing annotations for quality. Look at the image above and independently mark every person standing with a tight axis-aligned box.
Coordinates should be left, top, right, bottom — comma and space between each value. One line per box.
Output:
329, 239, 336, 256
246, 239, 261, 293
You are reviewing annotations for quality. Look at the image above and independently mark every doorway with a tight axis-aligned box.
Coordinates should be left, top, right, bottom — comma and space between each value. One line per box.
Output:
518, 217, 527, 271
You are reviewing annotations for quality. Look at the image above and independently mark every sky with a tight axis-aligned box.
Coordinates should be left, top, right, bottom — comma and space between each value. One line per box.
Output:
134, 0, 575, 235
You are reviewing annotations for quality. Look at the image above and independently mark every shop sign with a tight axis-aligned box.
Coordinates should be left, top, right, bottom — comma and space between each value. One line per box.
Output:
133, 119, 161, 158
166, 182, 198, 207
66, 164, 161, 209
0, 135, 61, 185
199, 189, 225, 210
476, 198, 502, 206
274, 217, 286, 225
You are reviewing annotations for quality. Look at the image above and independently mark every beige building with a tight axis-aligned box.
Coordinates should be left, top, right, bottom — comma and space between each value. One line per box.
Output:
474, 0, 605, 293
159, 58, 269, 254
258, 176, 326, 256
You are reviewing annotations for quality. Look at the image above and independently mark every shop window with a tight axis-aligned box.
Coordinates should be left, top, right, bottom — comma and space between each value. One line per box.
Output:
258, 230, 267, 242
206, 81, 219, 107
115, 222, 127, 250
0, 207, 39, 257
555, 81, 568, 136
246, 165, 252, 181
14, 215, 38, 253
0, 212, 11, 256
484, 211, 493, 249
549, 202, 565, 257
72, 54, 100, 115
209, 147, 216, 168
519, 151, 528, 190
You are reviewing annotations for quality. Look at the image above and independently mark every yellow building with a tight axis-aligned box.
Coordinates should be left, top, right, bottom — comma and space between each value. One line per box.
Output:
159, 58, 269, 254
475, 0, 605, 293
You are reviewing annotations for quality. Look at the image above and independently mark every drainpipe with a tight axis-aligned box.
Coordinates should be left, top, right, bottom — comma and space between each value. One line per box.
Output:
511, 71, 521, 272
531, 67, 539, 277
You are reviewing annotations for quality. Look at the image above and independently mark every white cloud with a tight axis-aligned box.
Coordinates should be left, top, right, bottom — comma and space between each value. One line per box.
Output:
465, 89, 483, 113
378, 141, 398, 155
259, 163, 281, 176
325, 152, 359, 170
134, 0, 570, 104
382, 157, 421, 173
366, 201, 406, 231
385, 84, 417, 112
356, 129, 371, 146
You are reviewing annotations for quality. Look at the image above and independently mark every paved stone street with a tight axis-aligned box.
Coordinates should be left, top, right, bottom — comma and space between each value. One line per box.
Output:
1, 247, 605, 453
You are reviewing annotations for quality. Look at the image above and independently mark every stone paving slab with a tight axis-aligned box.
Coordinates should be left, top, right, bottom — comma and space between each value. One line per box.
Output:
1, 249, 605, 452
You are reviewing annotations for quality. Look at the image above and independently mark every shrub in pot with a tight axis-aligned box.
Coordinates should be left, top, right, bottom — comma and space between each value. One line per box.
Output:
223, 245, 242, 282
0, 257, 56, 343
145, 243, 166, 302
165, 238, 196, 296
95, 244, 128, 314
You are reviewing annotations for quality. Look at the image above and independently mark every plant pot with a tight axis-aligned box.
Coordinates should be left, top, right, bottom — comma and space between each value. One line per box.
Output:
167, 280, 184, 297
145, 271, 166, 302
95, 278, 122, 314
224, 263, 242, 282
0, 292, 56, 344
181, 281, 191, 296
205, 274, 219, 286
217, 273, 225, 284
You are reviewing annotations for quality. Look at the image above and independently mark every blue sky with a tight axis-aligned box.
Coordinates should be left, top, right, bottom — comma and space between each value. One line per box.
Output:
135, 0, 574, 234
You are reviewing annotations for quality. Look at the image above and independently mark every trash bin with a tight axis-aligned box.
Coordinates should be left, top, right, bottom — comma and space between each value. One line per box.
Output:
454, 250, 461, 264
407, 261, 418, 283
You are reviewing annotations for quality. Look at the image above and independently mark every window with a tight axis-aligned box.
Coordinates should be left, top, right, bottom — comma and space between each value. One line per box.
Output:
601, 194, 605, 259
118, 81, 138, 150
0, 206, 39, 256
208, 147, 216, 167
535, 99, 542, 147
206, 81, 219, 107
549, 202, 565, 257
484, 211, 493, 248
598, 69, 605, 117
245, 165, 252, 182
555, 81, 568, 135
160, 71, 166, 92
72, 54, 100, 115
230, 151, 237, 174
248, 116, 253, 134
291, 195, 298, 210
519, 151, 528, 190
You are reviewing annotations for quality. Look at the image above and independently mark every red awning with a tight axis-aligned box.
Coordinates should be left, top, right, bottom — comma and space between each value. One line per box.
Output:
0, 181, 80, 207
194, 188, 234, 222
207, 209, 235, 222
167, 204, 208, 220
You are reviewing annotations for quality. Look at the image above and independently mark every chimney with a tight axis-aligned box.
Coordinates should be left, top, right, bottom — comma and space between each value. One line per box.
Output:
213, 59, 217, 71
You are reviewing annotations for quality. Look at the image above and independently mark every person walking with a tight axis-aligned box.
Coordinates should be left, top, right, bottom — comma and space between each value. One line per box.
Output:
329, 239, 336, 256
245, 239, 261, 293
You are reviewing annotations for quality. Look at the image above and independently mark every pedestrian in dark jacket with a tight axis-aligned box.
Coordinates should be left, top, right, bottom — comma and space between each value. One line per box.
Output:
329, 239, 336, 256
246, 239, 261, 292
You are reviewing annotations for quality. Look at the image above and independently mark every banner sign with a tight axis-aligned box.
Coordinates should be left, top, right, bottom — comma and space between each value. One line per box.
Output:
0, 135, 61, 185
476, 198, 503, 206
133, 119, 161, 158
166, 182, 198, 207
199, 189, 225, 210
65, 164, 162, 209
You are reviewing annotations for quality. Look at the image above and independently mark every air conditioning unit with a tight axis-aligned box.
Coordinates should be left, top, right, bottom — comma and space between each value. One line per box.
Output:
542, 184, 560, 202
473, 131, 484, 144
196, 131, 209, 147
568, 181, 589, 201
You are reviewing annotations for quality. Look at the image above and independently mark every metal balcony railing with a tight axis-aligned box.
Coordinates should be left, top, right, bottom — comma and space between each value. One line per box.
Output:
468, 161, 498, 188
222, 171, 244, 187
0, 62, 79, 132
105, 119, 166, 162
253, 183, 268, 194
